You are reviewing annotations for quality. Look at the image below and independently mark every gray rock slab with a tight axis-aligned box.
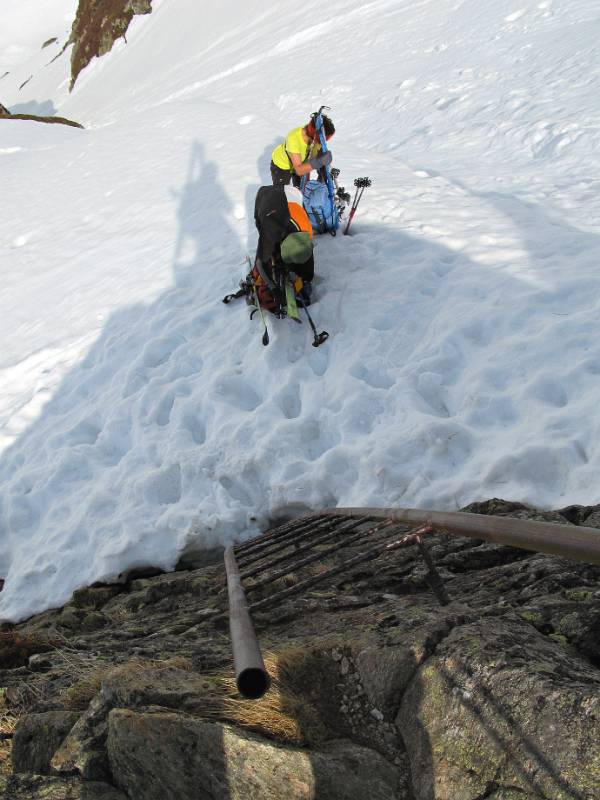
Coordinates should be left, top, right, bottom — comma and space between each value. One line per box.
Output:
397, 616, 600, 800
107, 709, 405, 800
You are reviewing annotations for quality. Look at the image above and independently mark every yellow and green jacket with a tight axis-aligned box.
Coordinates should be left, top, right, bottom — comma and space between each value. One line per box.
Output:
271, 127, 320, 172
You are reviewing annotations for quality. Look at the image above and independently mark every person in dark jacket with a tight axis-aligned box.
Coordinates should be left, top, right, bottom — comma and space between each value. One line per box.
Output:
254, 184, 314, 285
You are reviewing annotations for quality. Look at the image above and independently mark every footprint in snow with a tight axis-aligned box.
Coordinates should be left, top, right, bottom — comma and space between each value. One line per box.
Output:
180, 404, 207, 445
277, 384, 302, 420
350, 362, 394, 390
143, 463, 182, 505
141, 335, 184, 369
213, 376, 262, 411
416, 372, 451, 418
219, 475, 253, 506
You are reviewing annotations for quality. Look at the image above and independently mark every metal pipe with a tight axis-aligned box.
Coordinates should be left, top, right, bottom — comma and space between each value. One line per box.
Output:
241, 517, 369, 582
245, 517, 389, 594
321, 507, 600, 566
224, 546, 270, 699
250, 523, 432, 613
235, 517, 330, 569
234, 514, 321, 556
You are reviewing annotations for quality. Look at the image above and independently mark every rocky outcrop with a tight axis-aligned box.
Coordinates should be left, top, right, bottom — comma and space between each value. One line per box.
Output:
68, 0, 153, 89
0, 103, 9, 117
0, 114, 83, 129
398, 616, 600, 799
107, 712, 403, 800
0, 499, 598, 798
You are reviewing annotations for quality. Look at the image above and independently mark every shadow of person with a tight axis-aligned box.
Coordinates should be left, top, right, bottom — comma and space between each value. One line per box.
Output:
243, 138, 282, 255
0, 140, 242, 625
172, 141, 240, 289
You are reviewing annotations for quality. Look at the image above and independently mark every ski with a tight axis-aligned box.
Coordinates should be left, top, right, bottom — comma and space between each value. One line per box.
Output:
285, 278, 301, 322
313, 105, 339, 235
251, 281, 270, 346
224, 258, 331, 347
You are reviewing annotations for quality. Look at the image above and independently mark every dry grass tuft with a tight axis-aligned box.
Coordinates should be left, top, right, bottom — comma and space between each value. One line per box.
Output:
0, 691, 18, 776
60, 665, 107, 710
59, 643, 335, 748
60, 655, 194, 710
104, 607, 132, 625
202, 646, 333, 746
0, 630, 60, 669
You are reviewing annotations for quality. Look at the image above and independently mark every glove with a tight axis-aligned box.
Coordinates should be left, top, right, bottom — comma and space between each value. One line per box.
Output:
308, 150, 332, 170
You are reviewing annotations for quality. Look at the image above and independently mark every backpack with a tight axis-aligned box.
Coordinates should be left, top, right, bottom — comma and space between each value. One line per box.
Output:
247, 262, 303, 314
303, 180, 340, 235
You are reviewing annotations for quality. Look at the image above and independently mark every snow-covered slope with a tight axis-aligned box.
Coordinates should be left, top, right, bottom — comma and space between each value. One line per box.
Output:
1, 0, 599, 621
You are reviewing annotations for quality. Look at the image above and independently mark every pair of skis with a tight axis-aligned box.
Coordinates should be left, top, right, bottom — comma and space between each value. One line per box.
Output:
223, 258, 328, 348
344, 176, 372, 235
307, 106, 372, 234
253, 276, 328, 348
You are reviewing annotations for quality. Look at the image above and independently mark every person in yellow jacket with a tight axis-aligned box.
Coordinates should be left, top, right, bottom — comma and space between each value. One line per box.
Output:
270, 113, 335, 187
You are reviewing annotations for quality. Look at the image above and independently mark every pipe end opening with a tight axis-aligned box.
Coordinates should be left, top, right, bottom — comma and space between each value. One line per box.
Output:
237, 667, 270, 699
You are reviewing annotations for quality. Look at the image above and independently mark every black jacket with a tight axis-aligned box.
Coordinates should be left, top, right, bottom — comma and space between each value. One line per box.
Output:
254, 186, 314, 281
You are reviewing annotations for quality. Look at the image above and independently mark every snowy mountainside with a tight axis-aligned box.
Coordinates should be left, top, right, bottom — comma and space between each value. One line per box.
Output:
0, 0, 600, 621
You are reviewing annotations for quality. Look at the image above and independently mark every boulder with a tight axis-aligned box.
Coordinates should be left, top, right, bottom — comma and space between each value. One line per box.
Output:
12, 710, 80, 774
107, 710, 404, 800
355, 608, 470, 719
51, 695, 111, 782
51, 663, 210, 781
397, 616, 600, 800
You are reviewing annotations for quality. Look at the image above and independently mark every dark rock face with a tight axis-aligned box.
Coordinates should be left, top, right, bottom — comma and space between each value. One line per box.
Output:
1, 500, 599, 798
68, 0, 153, 89
0, 774, 127, 798
0, 102, 10, 116
11, 711, 80, 774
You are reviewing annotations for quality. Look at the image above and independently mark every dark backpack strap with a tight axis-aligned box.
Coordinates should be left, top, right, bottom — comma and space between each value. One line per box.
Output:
310, 206, 325, 234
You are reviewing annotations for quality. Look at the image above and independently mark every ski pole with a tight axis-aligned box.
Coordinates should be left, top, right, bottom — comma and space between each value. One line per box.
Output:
344, 177, 371, 235
297, 296, 329, 347
330, 168, 351, 217
245, 256, 269, 346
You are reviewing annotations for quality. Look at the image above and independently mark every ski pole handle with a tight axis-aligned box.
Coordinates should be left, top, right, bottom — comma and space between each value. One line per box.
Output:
344, 177, 371, 235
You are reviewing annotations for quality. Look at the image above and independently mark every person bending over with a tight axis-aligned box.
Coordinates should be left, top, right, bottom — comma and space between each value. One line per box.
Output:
254, 184, 315, 301
270, 113, 335, 188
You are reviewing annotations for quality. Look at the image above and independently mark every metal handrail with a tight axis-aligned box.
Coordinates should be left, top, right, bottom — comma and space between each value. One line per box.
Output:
321, 507, 600, 566
224, 546, 270, 699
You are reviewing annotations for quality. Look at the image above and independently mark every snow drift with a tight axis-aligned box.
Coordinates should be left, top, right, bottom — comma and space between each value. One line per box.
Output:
1, 0, 600, 620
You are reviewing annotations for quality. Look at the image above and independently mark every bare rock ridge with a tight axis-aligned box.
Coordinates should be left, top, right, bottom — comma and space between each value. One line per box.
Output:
1, 0, 154, 128
0, 498, 599, 798
0, 111, 83, 129
68, 0, 153, 89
